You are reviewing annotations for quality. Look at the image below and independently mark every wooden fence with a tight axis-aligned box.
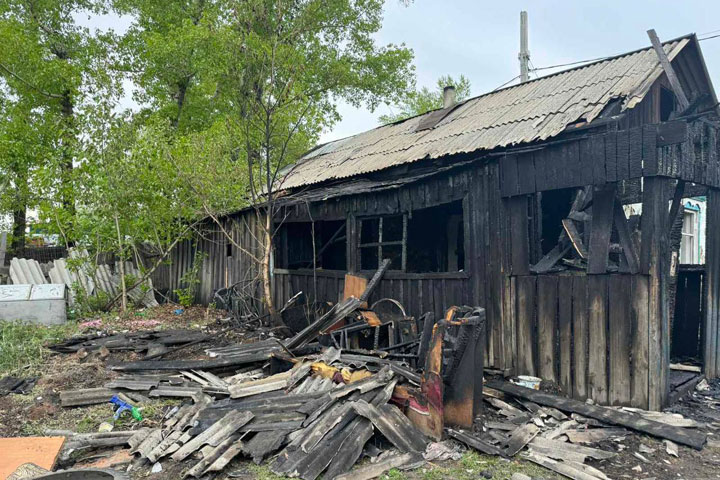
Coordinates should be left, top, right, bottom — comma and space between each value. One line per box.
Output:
512, 273, 654, 409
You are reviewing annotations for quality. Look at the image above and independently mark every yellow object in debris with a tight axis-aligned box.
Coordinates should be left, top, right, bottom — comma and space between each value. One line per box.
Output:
311, 361, 339, 379
342, 368, 372, 383
310, 361, 372, 383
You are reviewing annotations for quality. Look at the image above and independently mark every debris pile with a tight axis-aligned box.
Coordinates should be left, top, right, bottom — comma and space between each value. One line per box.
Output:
443, 379, 708, 480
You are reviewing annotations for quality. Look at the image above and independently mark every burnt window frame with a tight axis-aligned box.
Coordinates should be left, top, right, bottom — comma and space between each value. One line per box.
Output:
358, 214, 407, 272
274, 219, 348, 271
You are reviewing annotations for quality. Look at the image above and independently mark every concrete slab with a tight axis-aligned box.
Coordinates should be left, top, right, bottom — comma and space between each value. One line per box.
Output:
0, 284, 67, 325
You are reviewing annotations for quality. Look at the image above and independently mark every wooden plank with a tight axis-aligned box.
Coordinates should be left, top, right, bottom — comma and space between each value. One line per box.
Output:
705, 190, 720, 379
502, 154, 520, 197
591, 134, 606, 184
579, 138, 595, 186
505, 423, 540, 456
587, 185, 616, 274
509, 196, 530, 275
631, 276, 650, 409
629, 127, 643, 178
562, 219, 587, 259
558, 276, 573, 395
537, 276, 558, 382
605, 131, 617, 182
616, 128, 630, 180
517, 152, 536, 194
486, 379, 707, 450
516, 276, 537, 376
572, 276, 589, 400
587, 275, 608, 404
647, 29, 690, 110
608, 275, 632, 406
613, 202, 639, 274
643, 124, 658, 176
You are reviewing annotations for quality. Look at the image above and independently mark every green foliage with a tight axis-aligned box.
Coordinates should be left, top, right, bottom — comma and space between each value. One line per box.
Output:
174, 250, 205, 307
379, 74, 472, 124
0, 321, 78, 376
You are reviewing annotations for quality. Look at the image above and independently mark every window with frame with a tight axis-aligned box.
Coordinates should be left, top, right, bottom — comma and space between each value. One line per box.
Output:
359, 215, 405, 271
274, 220, 347, 270
358, 200, 465, 273
680, 208, 698, 264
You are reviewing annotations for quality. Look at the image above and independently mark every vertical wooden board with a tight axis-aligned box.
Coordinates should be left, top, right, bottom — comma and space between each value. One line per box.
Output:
517, 153, 536, 194
605, 131, 618, 182
608, 275, 632, 406
579, 138, 595, 186
631, 275, 650, 408
587, 275, 608, 404
568, 141, 582, 188
503, 275, 517, 372
557, 276, 573, 394
591, 135, 606, 185
501, 154, 520, 197
516, 276, 537, 376
534, 149, 548, 191
572, 276, 589, 400
537, 276, 558, 382
629, 127, 643, 178
616, 129, 630, 180
587, 185, 616, 274
706, 190, 720, 379
508, 196, 530, 275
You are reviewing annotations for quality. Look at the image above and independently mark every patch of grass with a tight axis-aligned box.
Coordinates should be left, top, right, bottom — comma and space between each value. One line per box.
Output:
383, 469, 409, 480
417, 451, 562, 480
0, 321, 78, 376
246, 464, 292, 479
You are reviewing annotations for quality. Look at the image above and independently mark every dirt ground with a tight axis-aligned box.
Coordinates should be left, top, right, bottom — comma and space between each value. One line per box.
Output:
2, 305, 720, 480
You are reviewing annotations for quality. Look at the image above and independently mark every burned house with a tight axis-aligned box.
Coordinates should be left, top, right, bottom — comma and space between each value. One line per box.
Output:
154, 33, 720, 411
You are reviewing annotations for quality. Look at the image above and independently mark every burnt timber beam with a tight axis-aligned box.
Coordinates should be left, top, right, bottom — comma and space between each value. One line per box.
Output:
587, 184, 616, 274
647, 29, 690, 111
486, 380, 706, 450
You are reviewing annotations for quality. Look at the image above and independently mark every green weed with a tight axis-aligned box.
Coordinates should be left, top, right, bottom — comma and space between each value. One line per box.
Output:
0, 321, 78, 376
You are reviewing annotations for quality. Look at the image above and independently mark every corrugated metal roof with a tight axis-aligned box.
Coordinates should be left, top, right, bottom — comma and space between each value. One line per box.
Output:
279, 37, 691, 190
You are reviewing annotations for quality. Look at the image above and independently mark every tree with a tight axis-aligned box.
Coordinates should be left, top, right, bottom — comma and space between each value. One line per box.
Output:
211, 0, 415, 322
379, 74, 471, 124
0, 97, 53, 254
0, 0, 114, 242
116, 0, 415, 322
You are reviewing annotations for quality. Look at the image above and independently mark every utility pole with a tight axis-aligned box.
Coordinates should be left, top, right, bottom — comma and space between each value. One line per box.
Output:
519, 11, 530, 82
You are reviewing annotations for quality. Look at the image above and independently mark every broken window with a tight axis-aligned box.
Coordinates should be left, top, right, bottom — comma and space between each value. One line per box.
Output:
358, 201, 465, 273
660, 86, 676, 122
359, 215, 405, 270
274, 220, 347, 270
407, 201, 464, 272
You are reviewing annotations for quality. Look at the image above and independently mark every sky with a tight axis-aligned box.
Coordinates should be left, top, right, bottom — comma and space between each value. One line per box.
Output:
76, 0, 720, 144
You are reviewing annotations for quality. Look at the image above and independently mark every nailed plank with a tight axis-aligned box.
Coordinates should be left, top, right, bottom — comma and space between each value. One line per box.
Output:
351, 400, 427, 452
563, 219, 587, 259
647, 29, 690, 110
333, 451, 424, 480
523, 451, 606, 480
537, 276, 558, 382
516, 276, 537, 376
631, 276, 650, 409
608, 275, 632, 406
613, 202, 639, 274
587, 275, 608, 404
505, 423, 540, 456
643, 124, 658, 175
572, 276, 588, 399
447, 428, 508, 457
486, 380, 707, 450
558, 276, 573, 394
587, 185, 616, 274
509, 196, 530, 275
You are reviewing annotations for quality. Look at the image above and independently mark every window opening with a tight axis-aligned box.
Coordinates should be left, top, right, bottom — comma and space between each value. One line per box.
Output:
660, 86, 676, 122
275, 220, 347, 270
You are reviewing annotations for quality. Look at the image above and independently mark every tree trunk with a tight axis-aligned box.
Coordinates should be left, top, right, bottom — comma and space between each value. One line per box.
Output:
10, 207, 26, 258
262, 209, 280, 325
114, 213, 127, 312
60, 91, 76, 228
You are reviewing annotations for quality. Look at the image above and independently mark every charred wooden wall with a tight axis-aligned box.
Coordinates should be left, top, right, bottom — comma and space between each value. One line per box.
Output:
511, 274, 653, 408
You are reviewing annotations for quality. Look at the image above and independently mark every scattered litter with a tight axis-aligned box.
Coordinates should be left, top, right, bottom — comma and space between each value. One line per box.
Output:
664, 439, 679, 457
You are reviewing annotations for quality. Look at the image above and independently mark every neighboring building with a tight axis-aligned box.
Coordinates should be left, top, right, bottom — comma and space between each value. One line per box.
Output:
155, 34, 720, 410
